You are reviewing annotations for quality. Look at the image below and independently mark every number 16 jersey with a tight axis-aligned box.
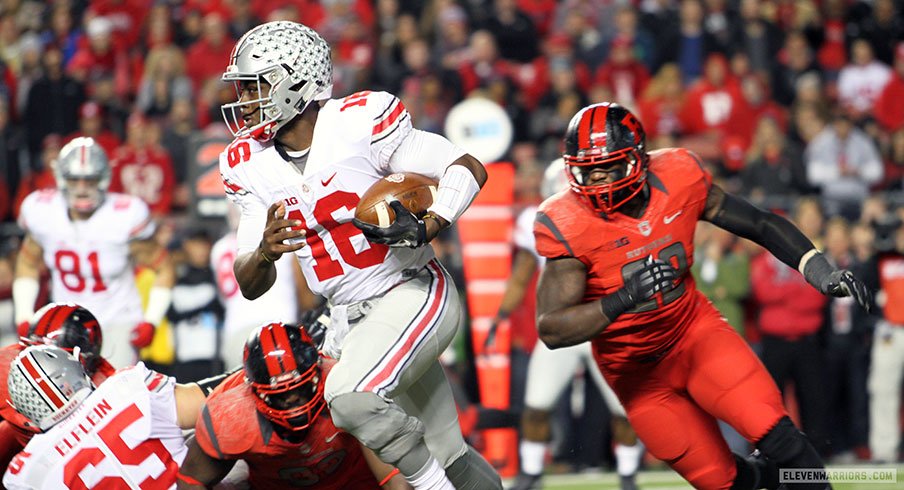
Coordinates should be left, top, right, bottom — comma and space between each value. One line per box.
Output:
534, 148, 715, 366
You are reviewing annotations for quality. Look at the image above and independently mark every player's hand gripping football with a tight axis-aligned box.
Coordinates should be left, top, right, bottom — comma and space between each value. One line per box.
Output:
353, 200, 427, 248
600, 256, 678, 320
260, 201, 306, 261
820, 269, 873, 313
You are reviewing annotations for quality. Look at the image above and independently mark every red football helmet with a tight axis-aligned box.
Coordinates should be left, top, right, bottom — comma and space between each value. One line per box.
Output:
243, 323, 325, 432
563, 102, 649, 214
23, 303, 104, 374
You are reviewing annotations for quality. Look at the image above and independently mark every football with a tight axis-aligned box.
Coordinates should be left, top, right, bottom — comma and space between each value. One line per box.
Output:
354, 172, 438, 227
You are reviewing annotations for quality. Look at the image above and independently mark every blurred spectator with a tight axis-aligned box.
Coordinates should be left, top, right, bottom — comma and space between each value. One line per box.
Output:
610, 4, 656, 71
225, 0, 261, 39
458, 30, 512, 95
166, 228, 223, 382
733, 0, 782, 77
873, 43, 904, 133
822, 217, 872, 462
398, 39, 458, 133
790, 101, 827, 147
0, 98, 22, 218
702, 0, 740, 56
837, 39, 891, 122
870, 216, 904, 463
13, 134, 59, 219
640, 0, 680, 72
555, 5, 606, 71
849, 0, 902, 66
373, 13, 419, 92
433, 7, 470, 72
881, 128, 904, 191
593, 36, 650, 112
673, 0, 720, 84
726, 74, 786, 150
517, 0, 556, 37
109, 114, 176, 216
12, 33, 44, 117
805, 110, 883, 220
816, 0, 848, 74
185, 12, 234, 91
160, 99, 196, 189
483, 0, 539, 63
136, 45, 192, 118
67, 16, 131, 99
740, 116, 809, 204
87, 0, 148, 49
518, 34, 591, 111
751, 199, 830, 455
679, 53, 746, 136
637, 63, 685, 141
64, 101, 121, 156
40, 5, 80, 65
772, 30, 822, 107
530, 58, 587, 159
24, 46, 85, 163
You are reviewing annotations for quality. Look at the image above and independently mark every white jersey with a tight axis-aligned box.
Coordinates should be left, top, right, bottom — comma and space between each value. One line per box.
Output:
838, 61, 892, 113
222, 91, 461, 305
514, 206, 543, 265
3, 364, 186, 490
18, 190, 154, 327
210, 232, 298, 333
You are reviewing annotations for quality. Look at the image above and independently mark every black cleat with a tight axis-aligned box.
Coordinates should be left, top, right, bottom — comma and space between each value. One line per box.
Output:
509, 472, 542, 490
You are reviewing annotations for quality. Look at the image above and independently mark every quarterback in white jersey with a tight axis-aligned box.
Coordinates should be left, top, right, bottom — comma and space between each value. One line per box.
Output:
496, 160, 643, 490
13, 138, 174, 368
220, 21, 500, 490
2, 345, 207, 490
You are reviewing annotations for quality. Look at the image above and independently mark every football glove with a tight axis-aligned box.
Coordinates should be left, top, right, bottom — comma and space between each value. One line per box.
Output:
299, 304, 330, 351
600, 256, 678, 320
803, 253, 873, 312
130, 322, 155, 348
353, 200, 428, 248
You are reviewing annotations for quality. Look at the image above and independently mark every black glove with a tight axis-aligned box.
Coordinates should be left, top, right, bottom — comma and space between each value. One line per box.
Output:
600, 256, 678, 320
300, 304, 330, 350
353, 200, 428, 248
803, 253, 873, 313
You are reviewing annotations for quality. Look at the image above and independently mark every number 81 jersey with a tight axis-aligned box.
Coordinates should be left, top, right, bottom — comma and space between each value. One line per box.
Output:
17, 190, 154, 328
221, 91, 437, 305
534, 148, 714, 366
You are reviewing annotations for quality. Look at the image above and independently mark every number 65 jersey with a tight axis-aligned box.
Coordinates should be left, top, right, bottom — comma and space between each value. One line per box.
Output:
220, 91, 463, 305
3, 364, 185, 490
534, 148, 715, 366
17, 190, 154, 328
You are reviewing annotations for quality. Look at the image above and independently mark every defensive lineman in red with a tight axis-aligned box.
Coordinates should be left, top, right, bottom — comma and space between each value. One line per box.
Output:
534, 103, 872, 490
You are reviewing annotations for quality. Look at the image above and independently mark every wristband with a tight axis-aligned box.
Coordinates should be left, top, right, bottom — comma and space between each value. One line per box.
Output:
801, 251, 834, 292
599, 289, 631, 321
427, 164, 481, 223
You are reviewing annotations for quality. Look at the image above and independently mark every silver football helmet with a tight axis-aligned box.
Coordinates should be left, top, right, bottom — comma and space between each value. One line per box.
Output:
541, 158, 569, 199
221, 21, 333, 141
8, 345, 93, 432
54, 137, 111, 214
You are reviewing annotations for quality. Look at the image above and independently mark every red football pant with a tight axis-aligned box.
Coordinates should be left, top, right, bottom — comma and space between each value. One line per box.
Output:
602, 305, 787, 490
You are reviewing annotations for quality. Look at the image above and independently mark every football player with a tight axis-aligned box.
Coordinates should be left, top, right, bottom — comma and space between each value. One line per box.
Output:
500, 160, 642, 490
0, 303, 116, 471
2, 344, 210, 489
177, 322, 410, 489
13, 137, 175, 368
535, 102, 872, 489
220, 21, 499, 489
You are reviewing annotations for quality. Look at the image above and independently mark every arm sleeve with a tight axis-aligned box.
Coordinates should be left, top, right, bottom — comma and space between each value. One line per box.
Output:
127, 198, 156, 241
369, 92, 414, 169
387, 129, 467, 180
220, 151, 268, 255
706, 192, 817, 271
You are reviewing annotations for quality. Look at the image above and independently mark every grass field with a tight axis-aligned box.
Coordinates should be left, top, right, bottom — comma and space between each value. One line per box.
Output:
502, 466, 904, 490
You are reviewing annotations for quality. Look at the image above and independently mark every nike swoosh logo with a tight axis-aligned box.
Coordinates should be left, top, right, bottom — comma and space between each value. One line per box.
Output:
664, 210, 682, 224
325, 432, 340, 443
321, 173, 337, 187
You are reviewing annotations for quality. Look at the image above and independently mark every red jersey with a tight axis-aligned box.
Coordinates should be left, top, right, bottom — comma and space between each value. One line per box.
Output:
196, 371, 381, 489
534, 148, 715, 366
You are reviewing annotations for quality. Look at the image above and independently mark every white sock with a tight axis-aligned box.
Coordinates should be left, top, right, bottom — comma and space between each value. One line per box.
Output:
520, 440, 547, 476
614, 443, 642, 476
406, 457, 455, 490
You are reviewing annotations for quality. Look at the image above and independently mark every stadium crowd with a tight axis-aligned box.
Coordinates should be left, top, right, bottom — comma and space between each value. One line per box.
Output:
0, 0, 902, 476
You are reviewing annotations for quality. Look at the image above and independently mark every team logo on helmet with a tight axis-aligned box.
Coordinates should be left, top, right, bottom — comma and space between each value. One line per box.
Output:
8, 345, 93, 432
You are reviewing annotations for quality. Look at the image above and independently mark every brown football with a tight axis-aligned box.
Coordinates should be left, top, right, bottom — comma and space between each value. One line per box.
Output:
355, 172, 438, 227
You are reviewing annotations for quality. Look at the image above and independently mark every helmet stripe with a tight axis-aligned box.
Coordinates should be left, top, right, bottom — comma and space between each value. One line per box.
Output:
258, 325, 284, 378
577, 106, 592, 150
34, 304, 75, 338
271, 324, 297, 373
19, 354, 65, 409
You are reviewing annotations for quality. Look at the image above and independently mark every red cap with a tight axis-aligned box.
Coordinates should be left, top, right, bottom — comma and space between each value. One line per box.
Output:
79, 102, 102, 119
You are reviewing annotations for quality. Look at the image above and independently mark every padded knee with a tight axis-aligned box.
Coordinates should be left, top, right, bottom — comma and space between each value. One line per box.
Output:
444, 445, 502, 490
329, 392, 428, 475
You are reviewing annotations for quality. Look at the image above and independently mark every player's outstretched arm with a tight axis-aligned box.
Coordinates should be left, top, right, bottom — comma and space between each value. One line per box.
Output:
234, 201, 306, 300
703, 184, 873, 311
176, 436, 237, 489
360, 444, 413, 490
13, 234, 43, 327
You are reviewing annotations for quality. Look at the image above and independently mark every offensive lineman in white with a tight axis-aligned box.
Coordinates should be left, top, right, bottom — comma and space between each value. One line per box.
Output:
495, 160, 643, 490
219, 21, 500, 490
2, 345, 208, 489
13, 137, 174, 368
